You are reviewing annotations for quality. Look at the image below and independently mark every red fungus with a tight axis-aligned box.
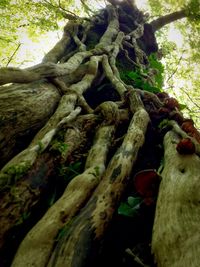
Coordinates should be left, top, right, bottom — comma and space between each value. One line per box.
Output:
158, 107, 169, 115
156, 92, 169, 101
164, 97, 179, 110
181, 120, 200, 143
176, 138, 195, 155
134, 169, 161, 198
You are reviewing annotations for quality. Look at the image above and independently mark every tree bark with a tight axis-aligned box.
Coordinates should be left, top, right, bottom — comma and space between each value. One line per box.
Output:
0, 80, 61, 168
152, 130, 200, 267
150, 10, 186, 32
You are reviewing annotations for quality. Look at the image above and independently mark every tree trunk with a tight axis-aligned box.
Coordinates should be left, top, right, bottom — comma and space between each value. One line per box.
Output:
0, 1, 200, 266
152, 130, 200, 267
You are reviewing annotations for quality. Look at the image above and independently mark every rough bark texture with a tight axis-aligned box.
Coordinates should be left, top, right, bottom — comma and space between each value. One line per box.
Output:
0, 80, 61, 167
152, 130, 200, 267
0, 1, 199, 267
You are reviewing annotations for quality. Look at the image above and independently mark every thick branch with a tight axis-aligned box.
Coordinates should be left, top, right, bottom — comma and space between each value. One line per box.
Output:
0, 52, 92, 86
42, 34, 71, 63
150, 10, 186, 32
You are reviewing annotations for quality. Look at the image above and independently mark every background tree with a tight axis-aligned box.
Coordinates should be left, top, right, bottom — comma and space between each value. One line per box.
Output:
0, 0, 200, 267
147, 0, 200, 127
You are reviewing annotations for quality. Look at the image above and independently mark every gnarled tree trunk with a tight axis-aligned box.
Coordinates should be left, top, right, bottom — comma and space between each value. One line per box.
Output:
0, 1, 199, 266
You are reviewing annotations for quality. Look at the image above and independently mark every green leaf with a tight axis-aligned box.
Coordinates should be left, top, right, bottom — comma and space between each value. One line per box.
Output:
158, 119, 170, 130
141, 82, 162, 93
179, 103, 187, 110
127, 196, 142, 207
148, 53, 164, 88
118, 196, 143, 217
127, 71, 141, 80
69, 162, 82, 172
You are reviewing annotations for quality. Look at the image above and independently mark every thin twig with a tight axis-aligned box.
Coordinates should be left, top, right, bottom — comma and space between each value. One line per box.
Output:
180, 87, 200, 109
6, 43, 21, 67
43, 0, 79, 19
166, 50, 185, 83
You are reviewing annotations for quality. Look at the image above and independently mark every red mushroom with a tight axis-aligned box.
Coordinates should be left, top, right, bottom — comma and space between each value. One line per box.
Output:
134, 169, 161, 198
176, 138, 196, 155
164, 97, 179, 110
181, 120, 200, 144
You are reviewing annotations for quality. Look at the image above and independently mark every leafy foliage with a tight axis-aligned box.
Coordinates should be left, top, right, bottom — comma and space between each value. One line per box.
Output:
58, 161, 83, 183
0, 0, 84, 66
147, 0, 200, 128
119, 54, 164, 93
148, 53, 164, 88
0, 0, 199, 126
184, 0, 200, 21
127, 70, 162, 93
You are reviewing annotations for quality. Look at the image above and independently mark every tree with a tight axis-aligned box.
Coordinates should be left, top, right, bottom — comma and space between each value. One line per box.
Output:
147, 0, 200, 129
0, 0, 200, 266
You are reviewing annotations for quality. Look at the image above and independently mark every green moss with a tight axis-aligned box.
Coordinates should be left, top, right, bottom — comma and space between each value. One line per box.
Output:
88, 166, 100, 178
94, 166, 100, 177
5, 161, 31, 182
50, 140, 68, 157
49, 129, 68, 157
37, 141, 44, 154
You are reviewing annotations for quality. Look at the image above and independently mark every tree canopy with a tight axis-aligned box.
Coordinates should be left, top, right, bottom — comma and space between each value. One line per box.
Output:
1, 0, 199, 127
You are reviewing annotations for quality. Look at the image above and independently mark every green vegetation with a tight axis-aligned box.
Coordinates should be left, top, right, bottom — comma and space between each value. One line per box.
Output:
37, 141, 44, 154
119, 53, 164, 93
147, 0, 200, 127
5, 161, 31, 182
50, 140, 68, 158
56, 218, 75, 242
58, 161, 83, 183
0, 0, 199, 126
15, 211, 31, 226
118, 196, 143, 217
148, 53, 164, 88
